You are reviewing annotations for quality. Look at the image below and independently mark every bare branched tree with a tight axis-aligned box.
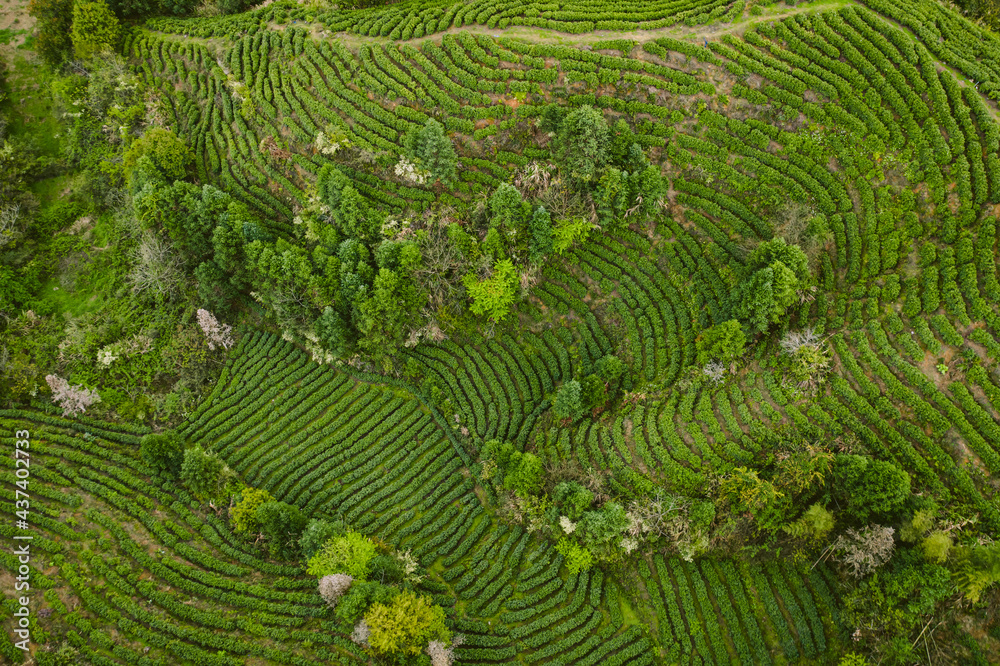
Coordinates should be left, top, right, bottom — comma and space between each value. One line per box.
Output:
128, 233, 183, 299
413, 221, 468, 311
779, 328, 822, 355
0, 203, 21, 248
702, 361, 726, 384
780, 328, 832, 391
514, 161, 555, 199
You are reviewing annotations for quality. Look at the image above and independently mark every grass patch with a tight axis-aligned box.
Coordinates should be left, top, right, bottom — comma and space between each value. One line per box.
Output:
620, 595, 640, 625
36, 276, 107, 317
31, 172, 87, 208
3, 54, 64, 157
0, 28, 28, 45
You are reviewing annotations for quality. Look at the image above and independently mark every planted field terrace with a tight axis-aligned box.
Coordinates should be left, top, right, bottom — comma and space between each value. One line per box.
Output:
2, 0, 1000, 663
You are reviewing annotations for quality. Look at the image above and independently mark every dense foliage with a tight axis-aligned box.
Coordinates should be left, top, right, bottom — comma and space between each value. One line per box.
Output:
3, 0, 1000, 663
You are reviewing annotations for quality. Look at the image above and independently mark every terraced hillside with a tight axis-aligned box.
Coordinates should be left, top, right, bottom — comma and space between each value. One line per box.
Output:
3, 0, 1000, 662
0, 326, 851, 664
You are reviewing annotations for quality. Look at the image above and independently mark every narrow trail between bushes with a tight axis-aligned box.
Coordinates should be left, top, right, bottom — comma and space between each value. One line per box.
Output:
310, 0, 846, 50
144, 0, 851, 51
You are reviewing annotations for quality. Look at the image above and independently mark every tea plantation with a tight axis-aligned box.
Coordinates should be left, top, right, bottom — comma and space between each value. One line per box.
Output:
1, 0, 1000, 663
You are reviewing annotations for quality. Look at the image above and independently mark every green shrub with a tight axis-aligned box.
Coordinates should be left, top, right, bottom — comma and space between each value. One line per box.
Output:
139, 431, 184, 476
695, 319, 747, 365
307, 531, 378, 579
255, 501, 307, 559
180, 446, 227, 499
70, 0, 120, 59
298, 519, 345, 559
553, 380, 584, 420
833, 454, 911, 523
556, 537, 594, 574
229, 486, 275, 536
365, 590, 450, 657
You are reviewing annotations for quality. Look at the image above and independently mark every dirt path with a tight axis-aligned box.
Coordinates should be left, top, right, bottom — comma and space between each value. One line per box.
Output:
193, 0, 850, 50
0, 0, 34, 60
321, 1, 837, 50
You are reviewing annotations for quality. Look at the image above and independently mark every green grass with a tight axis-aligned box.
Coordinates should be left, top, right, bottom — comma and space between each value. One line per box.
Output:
0, 28, 26, 45
4, 55, 64, 156
35, 277, 107, 317
30, 173, 87, 208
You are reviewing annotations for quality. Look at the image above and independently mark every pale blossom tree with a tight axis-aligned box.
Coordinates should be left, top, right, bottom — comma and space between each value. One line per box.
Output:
196, 309, 233, 350
833, 525, 896, 578
318, 574, 353, 609
426, 634, 464, 666
45, 375, 101, 416
351, 620, 370, 647
559, 516, 577, 535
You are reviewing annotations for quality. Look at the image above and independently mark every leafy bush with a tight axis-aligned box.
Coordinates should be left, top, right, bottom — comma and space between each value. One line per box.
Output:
782, 503, 834, 541
139, 431, 184, 476
552, 482, 594, 521
255, 501, 307, 559
180, 446, 228, 499
832, 454, 911, 522
336, 580, 395, 628
502, 451, 544, 498
553, 380, 584, 420
124, 127, 193, 183
229, 487, 275, 536
463, 259, 519, 322
695, 319, 746, 365
555, 537, 594, 574
307, 531, 378, 579
365, 590, 451, 657
70, 0, 121, 59
299, 518, 346, 559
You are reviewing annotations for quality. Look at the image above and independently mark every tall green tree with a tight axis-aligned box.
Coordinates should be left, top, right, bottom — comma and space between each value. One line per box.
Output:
70, 0, 122, 59
555, 105, 610, 184
355, 267, 422, 366
730, 239, 810, 336
528, 205, 554, 263
28, 0, 74, 66
488, 183, 530, 260
404, 118, 457, 185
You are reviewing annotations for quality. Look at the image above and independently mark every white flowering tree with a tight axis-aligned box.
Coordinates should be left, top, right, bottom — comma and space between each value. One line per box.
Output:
196, 309, 233, 351
318, 574, 353, 609
45, 375, 101, 416
426, 635, 464, 666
